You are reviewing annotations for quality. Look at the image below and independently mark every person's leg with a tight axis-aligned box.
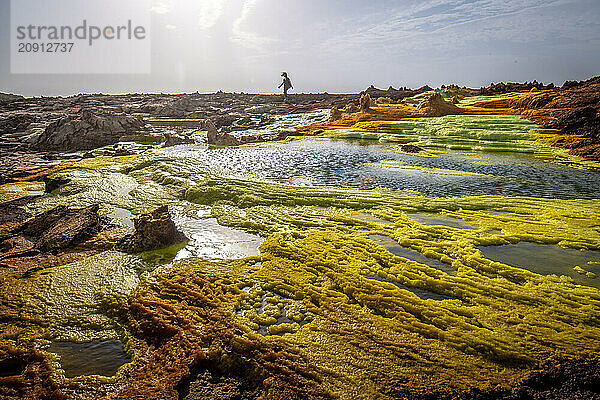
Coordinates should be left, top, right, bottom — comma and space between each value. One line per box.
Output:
284, 88, 288, 102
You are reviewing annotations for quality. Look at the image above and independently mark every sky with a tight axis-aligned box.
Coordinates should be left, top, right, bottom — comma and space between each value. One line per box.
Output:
1, 0, 599, 96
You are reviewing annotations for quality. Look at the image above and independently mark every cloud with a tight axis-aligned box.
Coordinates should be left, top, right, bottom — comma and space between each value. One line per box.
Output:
231, 0, 278, 53
150, 2, 170, 15
318, 0, 598, 57
198, 0, 225, 29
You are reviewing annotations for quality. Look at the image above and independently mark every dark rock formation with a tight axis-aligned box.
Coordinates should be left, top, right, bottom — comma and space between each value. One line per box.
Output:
462, 358, 600, 400
0, 196, 37, 225
206, 120, 218, 144
0, 92, 361, 166
400, 144, 424, 153
479, 81, 555, 95
33, 205, 101, 252
362, 85, 431, 101
562, 76, 600, 89
342, 103, 359, 113
32, 109, 151, 151
43, 175, 71, 192
0, 114, 35, 135
0, 93, 24, 103
0, 204, 111, 276
117, 205, 187, 253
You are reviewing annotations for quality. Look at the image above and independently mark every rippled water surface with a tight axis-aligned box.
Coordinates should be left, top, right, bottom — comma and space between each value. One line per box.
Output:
161, 138, 600, 199
49, 340, 130, 378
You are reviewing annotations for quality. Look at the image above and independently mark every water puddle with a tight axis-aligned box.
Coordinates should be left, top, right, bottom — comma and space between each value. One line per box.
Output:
369, 234, 456, 275
173, 216, 263, 260
367, 276, 454, 300
107, 207, 134, 229
156, 138, 600, 199
49, 340, 130, 378
479, 242, 600, 288
408, 213, 477, 230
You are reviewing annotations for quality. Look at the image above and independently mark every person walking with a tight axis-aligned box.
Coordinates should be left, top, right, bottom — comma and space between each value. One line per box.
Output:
278, 72, 293, 102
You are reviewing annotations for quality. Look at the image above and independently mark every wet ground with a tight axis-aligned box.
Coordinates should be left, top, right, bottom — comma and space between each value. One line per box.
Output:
2, 107, 600, 399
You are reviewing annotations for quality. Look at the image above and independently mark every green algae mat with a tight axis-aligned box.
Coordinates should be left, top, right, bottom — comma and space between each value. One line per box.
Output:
1, 114, 600, 399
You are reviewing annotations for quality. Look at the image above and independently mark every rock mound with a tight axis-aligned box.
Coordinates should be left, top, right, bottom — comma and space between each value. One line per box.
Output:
362, 85, 431, 101
117, 205, 187, 253
400, 144, 424, 153
417, 92, 463, 116
359, 93, 372, 112
329, 106, 342, 122
33, 109, 152, 151
0, 203, 109, 275
0, 93, 24, 103
479, 81, 554, 95
206, 120, 240, 146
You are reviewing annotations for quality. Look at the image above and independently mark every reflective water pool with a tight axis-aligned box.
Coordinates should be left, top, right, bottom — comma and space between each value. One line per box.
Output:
160, 138, 600, 199
49, 340, 130, 378
479, 242, 600, 288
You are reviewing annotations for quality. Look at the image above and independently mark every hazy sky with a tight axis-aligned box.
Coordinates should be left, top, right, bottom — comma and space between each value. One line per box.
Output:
1, 0, 599, 96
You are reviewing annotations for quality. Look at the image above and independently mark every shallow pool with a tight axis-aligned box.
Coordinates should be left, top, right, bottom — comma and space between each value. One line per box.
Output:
479, 242, 600, 288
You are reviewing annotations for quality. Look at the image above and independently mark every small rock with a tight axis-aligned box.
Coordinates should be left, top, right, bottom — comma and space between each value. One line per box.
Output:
43, 175, 71, 192
206, 120, 218, 144
400, 144, 424, 153
117, 205, 187, 253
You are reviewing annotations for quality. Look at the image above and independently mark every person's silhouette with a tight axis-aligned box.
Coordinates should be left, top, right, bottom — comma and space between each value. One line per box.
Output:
278, 72, 293, 102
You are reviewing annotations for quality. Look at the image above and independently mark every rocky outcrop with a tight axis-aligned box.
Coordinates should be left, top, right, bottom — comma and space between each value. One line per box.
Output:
359, 93, 372, 112
471, 76, 600, 161
417, 92, 463, 116
362, 85, 432, 101
329, 106, 341, 122
28, 205, 101, 252
0, 114, 35, 135
478, 81, 555, 95
43, 175, 71, 192
456, 358, 600, 400
205, 119, 241, 146
0, 196, 37, 226
33, 109, 152, 151
0, 203, 113, 276
0, 92, 361, 162
342, 103, 359, 113
400, 144, 424, 153
0, 93, 24, 103
117, 205, 187, 253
